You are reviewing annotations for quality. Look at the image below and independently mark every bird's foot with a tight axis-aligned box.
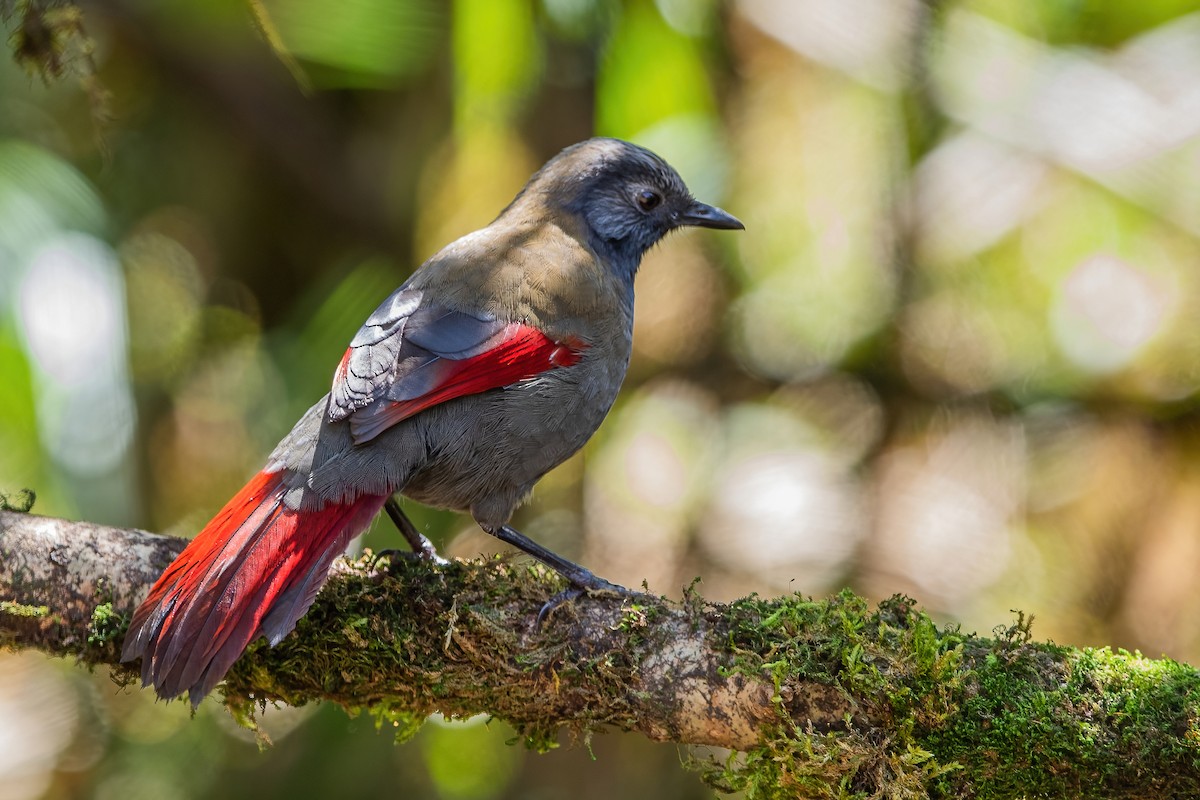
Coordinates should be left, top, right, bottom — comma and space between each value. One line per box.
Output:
536, 570, 638, 624
536, 587, 583, 624
408, 540, 451, 567
481, 523, 638, 622
368, 547, 449, 573
368, 548, 415, 571
384, 497, 450, 566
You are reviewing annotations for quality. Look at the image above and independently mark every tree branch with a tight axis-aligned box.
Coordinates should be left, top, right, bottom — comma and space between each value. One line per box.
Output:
3, 509, 1199, 798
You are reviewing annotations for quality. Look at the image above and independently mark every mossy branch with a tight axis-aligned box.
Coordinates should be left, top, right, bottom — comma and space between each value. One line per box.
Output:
2, 510, 1199, 798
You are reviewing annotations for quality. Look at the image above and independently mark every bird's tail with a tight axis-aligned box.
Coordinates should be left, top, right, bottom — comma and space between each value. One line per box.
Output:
121, 469, 386, 705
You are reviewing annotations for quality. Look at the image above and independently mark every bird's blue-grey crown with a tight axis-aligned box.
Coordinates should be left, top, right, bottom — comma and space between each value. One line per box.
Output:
506, 138, 743, 280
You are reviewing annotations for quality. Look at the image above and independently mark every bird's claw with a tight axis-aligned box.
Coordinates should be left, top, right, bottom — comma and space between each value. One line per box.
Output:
536, 587, 583, 624
536, 575, 638, 625
368, 548, 413, 571
383, 497, 449, 566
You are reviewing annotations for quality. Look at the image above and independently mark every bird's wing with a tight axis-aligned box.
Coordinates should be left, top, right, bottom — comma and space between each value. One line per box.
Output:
328, 287, 585, 445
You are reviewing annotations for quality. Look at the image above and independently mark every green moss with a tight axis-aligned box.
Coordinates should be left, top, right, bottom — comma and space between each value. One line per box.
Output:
704, 591, 968, 798
0, 489, 36, 512
705, 725, 960, 800
512, 725, 560, 754
615, 602, 650, 634
87, 602, 121, 646
0, 600, 49, 617
698, 591, 1200, 798
366, 700, 425, 744
170, 556, 1200, 797
218, 553, 704, 757
925, 643, 1200, 798
222, 556, 576, 740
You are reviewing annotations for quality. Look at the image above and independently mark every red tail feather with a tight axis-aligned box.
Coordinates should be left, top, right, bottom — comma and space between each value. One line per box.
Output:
122, 470, 385, 705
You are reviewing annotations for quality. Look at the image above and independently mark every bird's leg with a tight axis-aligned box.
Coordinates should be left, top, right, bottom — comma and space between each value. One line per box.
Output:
375, 497, 448, 566
483, 524, 635, 620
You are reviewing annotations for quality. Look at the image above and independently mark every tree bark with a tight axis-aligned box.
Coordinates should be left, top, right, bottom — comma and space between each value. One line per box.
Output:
2, 509, 1199, 798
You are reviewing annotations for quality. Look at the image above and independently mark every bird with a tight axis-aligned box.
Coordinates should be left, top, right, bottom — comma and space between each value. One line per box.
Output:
121, 137, 744, 705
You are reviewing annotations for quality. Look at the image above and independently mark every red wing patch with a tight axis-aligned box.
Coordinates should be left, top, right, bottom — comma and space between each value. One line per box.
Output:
347, 324, 587, 444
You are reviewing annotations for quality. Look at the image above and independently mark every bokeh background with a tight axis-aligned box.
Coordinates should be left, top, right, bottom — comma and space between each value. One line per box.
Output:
4, 0, 1200, 797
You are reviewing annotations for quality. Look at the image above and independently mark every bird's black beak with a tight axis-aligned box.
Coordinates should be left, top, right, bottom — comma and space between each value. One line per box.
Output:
678, 201, 745, 231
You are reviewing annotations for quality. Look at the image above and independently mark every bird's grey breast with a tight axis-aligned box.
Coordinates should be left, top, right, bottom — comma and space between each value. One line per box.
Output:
398, 218, 636, 514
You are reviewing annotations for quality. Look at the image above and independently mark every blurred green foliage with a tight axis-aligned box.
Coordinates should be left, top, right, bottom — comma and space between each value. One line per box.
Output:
5, 0, 1200, 797
266, 0, 443, 88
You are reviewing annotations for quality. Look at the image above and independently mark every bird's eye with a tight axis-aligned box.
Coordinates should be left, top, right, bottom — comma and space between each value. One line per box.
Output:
636, 190, 662, 212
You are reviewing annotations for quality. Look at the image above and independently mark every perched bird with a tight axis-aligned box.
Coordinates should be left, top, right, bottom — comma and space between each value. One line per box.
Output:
121, 137, 744, 705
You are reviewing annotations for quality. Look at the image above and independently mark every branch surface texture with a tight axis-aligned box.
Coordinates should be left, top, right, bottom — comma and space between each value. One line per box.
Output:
3, 509, 1199, 798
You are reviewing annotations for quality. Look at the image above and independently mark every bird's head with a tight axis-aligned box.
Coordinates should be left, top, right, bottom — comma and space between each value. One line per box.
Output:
511, 138, 743, 281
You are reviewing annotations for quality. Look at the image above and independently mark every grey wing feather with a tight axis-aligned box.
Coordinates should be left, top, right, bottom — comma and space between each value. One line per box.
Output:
404, 306, 506, 357
327, 289, 422, 421
327, 287, 509, 426
352, 288, 422, 346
